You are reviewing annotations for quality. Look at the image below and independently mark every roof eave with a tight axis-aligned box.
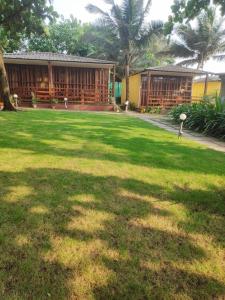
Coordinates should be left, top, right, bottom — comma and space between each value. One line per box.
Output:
4, 57, 115, 69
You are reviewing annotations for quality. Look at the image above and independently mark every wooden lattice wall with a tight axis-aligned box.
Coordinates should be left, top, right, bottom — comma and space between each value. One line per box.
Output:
5, 63, 110, 104
141, 74, 193, 108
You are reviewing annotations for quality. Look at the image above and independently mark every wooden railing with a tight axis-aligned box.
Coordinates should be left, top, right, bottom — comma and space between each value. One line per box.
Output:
9, 85, 110, 104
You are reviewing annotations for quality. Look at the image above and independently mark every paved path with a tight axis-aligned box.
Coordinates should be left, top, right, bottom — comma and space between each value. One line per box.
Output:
127, 112, 225, 153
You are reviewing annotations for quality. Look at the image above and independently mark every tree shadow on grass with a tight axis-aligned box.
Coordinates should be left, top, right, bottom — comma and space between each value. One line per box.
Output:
0, 111, 225, 175
0, 168, 224, 299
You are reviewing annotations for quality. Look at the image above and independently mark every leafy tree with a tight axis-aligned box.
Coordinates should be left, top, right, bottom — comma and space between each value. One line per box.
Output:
165, 0, 225, 33
133, 35, 174, 72
0, 0, 57, 111
163, 8, 225, 69
27, 17, 94, 57
86, 0, 163, 101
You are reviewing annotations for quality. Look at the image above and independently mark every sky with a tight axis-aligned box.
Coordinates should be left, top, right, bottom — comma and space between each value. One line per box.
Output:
53, 0, 225, 73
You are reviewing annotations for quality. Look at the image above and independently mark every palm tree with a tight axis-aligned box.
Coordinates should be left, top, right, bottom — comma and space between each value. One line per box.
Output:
164, 8, 225, 69
86, 0, 163, 101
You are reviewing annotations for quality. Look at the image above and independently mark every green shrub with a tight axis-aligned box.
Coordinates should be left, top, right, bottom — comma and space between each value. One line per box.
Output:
170, 96, 225, 139
31, 92, 39, 104
51, 98, 59, 104
129, 102, 137, 111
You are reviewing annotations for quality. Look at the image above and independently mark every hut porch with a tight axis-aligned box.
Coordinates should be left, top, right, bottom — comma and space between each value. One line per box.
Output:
140, 65, 208, 109
4, 52, 116, 109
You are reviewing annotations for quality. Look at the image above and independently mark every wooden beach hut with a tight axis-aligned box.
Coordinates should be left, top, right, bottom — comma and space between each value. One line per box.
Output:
122, 65, 208, 109
4, 52, 116, 110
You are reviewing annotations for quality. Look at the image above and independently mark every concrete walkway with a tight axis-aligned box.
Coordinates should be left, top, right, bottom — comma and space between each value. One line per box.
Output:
127, 112, 225, 153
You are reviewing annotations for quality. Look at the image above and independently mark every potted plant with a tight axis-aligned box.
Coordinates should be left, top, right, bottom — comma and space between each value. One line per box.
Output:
31, 98, 38, 108
51, 98, 58, 109
31, 92, 38, 108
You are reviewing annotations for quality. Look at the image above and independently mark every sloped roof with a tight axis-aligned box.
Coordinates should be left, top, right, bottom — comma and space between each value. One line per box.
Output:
4, 52, 115, 65
145, 65, 208, 75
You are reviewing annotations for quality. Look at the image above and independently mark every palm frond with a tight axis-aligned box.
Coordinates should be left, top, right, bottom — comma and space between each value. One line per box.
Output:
176, 58, 198, 66
86, 4, 108, 16
168, 7, 225, 68
135, 20, 163, 48
213, 54, 225, 61
165, 42, 196, 58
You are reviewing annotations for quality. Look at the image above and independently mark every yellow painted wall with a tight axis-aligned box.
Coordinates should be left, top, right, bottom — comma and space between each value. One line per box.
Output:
192, 81, 221, 99
121, 73, 141, 106
122, 77, 221, 107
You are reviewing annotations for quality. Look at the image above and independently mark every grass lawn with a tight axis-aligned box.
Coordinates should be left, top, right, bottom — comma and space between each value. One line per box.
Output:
0, 110, 225, 300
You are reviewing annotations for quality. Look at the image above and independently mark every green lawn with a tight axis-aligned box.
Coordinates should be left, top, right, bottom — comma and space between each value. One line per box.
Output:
0, 110, 225, 300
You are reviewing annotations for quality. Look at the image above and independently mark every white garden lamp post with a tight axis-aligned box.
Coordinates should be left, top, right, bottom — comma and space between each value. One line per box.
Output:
125, 100, 129, 112
178, 113, 187, 138
13, 94, 18, 108
64, 97, 68, 109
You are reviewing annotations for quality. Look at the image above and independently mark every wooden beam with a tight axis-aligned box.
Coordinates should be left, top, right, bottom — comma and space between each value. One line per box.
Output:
48, 62, 53, 99
95, 69, 98, 102
65, 67, 69, 98
112, 65, 116, 98
147, 71, 151, 106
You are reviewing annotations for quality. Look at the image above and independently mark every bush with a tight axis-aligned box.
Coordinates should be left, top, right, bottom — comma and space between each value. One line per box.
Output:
129, 102, 137, 111
146, 106, 161, 114
51, 98, 59, 104
170, 96, 225, 139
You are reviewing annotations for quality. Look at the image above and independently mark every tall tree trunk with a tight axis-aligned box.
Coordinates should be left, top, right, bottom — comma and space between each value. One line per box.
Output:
197, 56, 204, 70
125, 53, 130, 102
219, 75, 225, 103
0, 50, 16, 111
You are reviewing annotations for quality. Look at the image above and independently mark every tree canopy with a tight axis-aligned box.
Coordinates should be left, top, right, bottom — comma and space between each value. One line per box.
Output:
165, 0, 225, 33
0, 0, 57, 51
86, 0, 164, 98
163, 8, 225, 69
0, 0, 57, 110
27, 17, 93, 57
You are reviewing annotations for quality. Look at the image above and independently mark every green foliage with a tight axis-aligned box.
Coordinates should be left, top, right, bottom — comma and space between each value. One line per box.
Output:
0, 0, 57, 51
27, 17, 93, 57
31, 92, 39, 105
129, 102, 137, 111
170, 97, 225, 138
166, 0, 225, 33
163, 8, 225, 68
51, 98, 59, 104
146, 106, 162, 114
86, 0, 165, 78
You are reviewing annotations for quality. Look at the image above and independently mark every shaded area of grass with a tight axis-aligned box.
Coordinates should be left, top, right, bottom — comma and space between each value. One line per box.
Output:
0, 110, 225, 299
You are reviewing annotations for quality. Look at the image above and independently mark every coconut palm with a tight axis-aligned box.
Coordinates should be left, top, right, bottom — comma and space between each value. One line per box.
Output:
164, 8, 225, 69
86, 0, 163, 101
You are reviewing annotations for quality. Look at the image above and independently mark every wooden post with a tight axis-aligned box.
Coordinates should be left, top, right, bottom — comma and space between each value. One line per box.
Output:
95, 69, 98, 102
147, 71, 151, 107
112, 65, 116, 98
219, 74, 225, 101
203, 73, 209, 97
48, 62, 53, 99
81, 89, 84, 104
65, 67, 69, 99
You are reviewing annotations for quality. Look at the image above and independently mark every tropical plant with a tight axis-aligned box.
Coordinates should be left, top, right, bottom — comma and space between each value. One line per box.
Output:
51, 98, 59, 104
170, 96, 225, 138
86, 0, 163, 101
85, 21, 172, 80
164, 8, 225, 69
31, 92, 39, 105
